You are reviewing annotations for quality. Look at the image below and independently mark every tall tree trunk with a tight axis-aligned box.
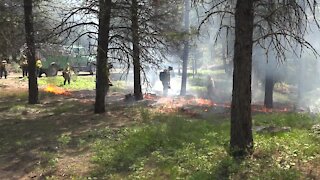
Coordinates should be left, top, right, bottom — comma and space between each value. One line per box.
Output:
24, 0, 38, 104
230, 0, 254, 157
95, 0, 112, 113
180, 0, 190, 96
264, 67, 274, 108
131, 0, 143, 100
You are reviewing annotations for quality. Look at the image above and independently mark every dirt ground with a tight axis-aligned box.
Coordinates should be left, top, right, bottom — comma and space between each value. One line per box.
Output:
0, 76, 139, 179
2, 76, 317, 179
0, 76, 229, 179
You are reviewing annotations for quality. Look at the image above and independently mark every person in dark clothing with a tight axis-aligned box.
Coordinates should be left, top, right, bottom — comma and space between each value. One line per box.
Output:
20, 55, 28, 77
0, 60, 8, 79
105, 63, 113, 93
159, 67, 172, 96
63, 63, 71, 85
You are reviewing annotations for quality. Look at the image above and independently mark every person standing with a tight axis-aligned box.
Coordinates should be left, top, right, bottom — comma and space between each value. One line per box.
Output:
105, 63, 113, 93
20, 55, 28, 77
36, 58, 42, 77
0, 60, 8, 79
159, 67, 172, 96
63, 63, 71, 85
206, 75, 215, 100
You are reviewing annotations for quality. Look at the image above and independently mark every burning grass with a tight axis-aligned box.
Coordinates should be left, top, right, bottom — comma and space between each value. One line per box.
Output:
44, 85, 71, 95
145, 95, 293, 116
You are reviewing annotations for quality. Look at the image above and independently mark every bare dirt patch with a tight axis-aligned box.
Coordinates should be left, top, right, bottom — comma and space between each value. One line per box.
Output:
0, 77, 140, 179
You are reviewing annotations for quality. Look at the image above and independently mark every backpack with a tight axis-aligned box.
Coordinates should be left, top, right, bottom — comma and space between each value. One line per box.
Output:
159, 71, 165, 81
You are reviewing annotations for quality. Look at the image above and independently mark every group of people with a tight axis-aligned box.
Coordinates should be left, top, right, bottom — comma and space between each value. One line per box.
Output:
0, 56, 29, 79
2, 53, 71, 85
21, 57, 71, 86
3, 57, 215, 97
19, 55, 43, 78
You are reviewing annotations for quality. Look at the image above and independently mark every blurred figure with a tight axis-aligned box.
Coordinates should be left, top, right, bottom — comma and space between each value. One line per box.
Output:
20, 55, 28, 77
106, 63, 113, 93
159, 66, 172, 96
62, 63, 71, 85
144, 65, 157, 89
36, 58, 42, 77
0, 60, 8, 79
206, 75, 215, 100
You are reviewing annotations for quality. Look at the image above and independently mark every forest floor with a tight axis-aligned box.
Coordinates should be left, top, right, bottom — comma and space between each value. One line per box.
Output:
0, 74, 320, 179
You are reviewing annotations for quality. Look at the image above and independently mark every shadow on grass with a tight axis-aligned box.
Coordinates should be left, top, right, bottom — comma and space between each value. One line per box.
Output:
0, 92, 116, 179
188, 157, 243, 180
90, 116, 230, 179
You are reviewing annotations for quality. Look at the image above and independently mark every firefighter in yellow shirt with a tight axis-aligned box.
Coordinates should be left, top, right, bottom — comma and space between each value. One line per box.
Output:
36, 58, 42, 77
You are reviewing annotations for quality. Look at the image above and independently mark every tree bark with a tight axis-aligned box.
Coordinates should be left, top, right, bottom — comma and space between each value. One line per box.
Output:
131, 0, 143, 101
264, 71, 274, 109
24, 0, 38, 104
95, 0, 112, 113
180, 0, 190, 96
230, 0, 254, 157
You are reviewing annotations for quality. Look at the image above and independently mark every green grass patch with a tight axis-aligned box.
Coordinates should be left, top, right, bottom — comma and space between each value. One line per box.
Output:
0, 91, 28, 99
39, 151, 59, 169
197, 69, 226, 76
90, 112, 320, 179
38, 76, 96, 90
91, 116, 229, 179
109, 81, 127, 93
1, 89, 319, 179
189, 77, 207, 86
253, 113, 318, 129
38, 76, 127, 92
273, 91, 291, 103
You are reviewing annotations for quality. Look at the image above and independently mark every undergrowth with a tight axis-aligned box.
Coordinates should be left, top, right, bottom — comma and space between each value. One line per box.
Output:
90, 112, 320, 179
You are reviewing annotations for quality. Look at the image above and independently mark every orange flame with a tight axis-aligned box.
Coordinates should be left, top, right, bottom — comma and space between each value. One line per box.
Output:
155, 97, 217, 110
144, 93, 157, 100
44, 85, 71, 95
